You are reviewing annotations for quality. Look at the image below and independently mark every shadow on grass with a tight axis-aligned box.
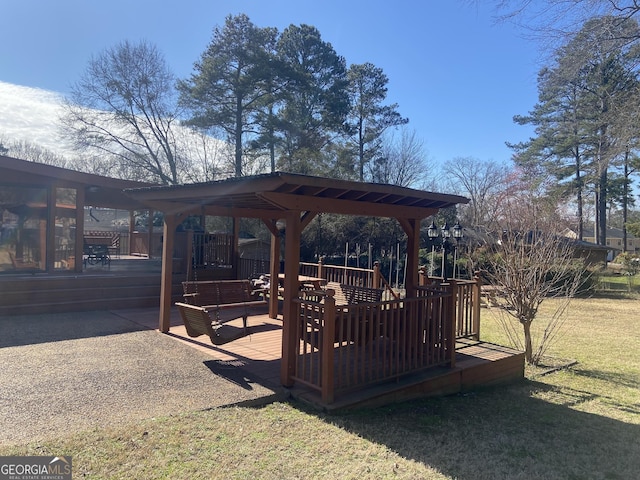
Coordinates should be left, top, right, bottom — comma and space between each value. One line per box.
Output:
571, 366, 640, 390
313, 379, 640, 480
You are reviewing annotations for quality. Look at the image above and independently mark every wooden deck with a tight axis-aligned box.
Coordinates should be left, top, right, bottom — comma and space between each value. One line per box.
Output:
135, 307, 525, 411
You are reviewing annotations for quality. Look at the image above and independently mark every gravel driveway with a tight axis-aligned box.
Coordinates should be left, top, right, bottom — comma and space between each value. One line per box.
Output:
0, 311, 282, 445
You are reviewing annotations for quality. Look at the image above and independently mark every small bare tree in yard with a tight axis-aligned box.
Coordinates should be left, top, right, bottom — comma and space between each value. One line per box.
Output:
481, 176, 588, 365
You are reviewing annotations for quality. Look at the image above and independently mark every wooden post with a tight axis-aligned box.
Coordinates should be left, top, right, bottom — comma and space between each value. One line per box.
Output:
373, 261, 381, 289
129, 211, 135, 255
232, 217, 240, 279
185, 230, 194, 282
321, 290, 336, 404
159, 213, 178, 333
317, 256, 324, 280
473, 272, 482, 341
281, 212, 301, 387
44, 186, 56, 271
269, 232, 280, 319
418, 266, 426, 286
404, 218, 420, 298
447, 279, 457, 368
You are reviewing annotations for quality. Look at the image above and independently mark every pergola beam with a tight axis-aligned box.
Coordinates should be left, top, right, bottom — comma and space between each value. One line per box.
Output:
258, 192, 440, 219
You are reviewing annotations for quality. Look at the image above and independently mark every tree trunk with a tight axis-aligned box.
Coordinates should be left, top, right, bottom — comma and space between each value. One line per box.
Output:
598, 168, 608, 246
623, 150, 629, 252
235, 95, 243, 177
522, 320, 534, 365
575, 149, 584, 240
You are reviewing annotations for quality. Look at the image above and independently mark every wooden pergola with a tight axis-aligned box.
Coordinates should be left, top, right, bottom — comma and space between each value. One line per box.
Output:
126, 172, 469, 388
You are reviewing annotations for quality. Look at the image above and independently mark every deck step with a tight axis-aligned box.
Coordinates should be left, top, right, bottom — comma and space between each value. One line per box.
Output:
0, 274, 183, 316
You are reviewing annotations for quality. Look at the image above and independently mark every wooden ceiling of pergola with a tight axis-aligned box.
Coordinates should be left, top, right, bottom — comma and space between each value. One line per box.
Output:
125, 172, 469, 220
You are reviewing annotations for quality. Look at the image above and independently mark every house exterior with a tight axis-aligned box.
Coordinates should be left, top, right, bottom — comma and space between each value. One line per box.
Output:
583, 227, 640, 260
0, 155, 156, 274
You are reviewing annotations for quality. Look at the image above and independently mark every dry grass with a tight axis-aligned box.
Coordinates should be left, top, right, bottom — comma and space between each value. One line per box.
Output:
1, 296, 639, 479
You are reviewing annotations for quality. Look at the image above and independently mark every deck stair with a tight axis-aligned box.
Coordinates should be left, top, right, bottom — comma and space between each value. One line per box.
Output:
0, 266, 183, 316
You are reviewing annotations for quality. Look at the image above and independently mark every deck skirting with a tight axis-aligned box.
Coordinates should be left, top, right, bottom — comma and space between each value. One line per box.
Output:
289, 341, 525, 411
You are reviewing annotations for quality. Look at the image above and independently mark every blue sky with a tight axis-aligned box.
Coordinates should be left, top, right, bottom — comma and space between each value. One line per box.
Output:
1, 0, 540, 166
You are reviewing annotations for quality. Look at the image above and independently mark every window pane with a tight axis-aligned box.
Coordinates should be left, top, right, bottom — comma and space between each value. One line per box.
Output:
0, 186, 47, 273
55, 188, 77, 270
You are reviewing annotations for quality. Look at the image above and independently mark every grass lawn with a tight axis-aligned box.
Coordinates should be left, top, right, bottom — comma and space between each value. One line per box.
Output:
1, 296, 639, 479
597, 273, 640, 293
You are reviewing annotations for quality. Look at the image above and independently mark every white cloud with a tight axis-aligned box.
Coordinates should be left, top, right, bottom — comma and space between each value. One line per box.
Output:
0, 81, 75, 156
0, 81, 247, 182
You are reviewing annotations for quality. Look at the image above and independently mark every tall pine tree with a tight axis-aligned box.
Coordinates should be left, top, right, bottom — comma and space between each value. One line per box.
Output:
178, 14, 278, 177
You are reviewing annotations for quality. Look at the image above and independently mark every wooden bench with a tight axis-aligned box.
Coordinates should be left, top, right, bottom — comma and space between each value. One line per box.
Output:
302, 282, 384, 347
176, 280, 268, 345
481, 285, 503, 308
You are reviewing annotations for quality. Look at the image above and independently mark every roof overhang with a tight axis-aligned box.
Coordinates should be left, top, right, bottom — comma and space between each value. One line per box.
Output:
125, 172, 469, 220
1, 155, 156, 210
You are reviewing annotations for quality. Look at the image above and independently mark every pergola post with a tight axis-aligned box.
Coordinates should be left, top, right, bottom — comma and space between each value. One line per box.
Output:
45, 186, 56, 271
447, 279, 457, 368
231, 217, 240, 279
400, 218, 421, 297
159, 213, 178, 332
281, 212, 301, 387
372, 261, 381, 289
269, 231, 280, 319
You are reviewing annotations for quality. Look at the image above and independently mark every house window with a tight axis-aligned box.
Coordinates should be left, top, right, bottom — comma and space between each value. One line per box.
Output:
54, 188, 77, 270
0, 185, 48, 273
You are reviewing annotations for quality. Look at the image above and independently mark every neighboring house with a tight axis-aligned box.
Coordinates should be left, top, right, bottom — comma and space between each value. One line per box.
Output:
461, 226, 609, 267
564, 226, 639, 259
568, 239, 610, 266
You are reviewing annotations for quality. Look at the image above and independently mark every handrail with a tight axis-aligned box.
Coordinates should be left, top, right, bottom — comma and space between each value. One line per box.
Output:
300, 259, 399, 300
377, 274, 400, 301
293, 283, 456, 403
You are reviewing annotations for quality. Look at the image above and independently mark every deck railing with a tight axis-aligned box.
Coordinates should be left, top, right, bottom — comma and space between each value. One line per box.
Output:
452, 278, 481, 340
300, 259, 401, 299
420, 271, 481, 341
300, 260, 374, 287
293, 283, 456, 403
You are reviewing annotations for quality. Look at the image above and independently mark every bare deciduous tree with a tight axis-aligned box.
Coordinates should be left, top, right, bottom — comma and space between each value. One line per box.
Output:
480, 175, 588, 365
61, 40, 186, 184
493, 0, 640, 42
442, 157, 509, 229
0, 137, 70, 168
371, 127, 429, 188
